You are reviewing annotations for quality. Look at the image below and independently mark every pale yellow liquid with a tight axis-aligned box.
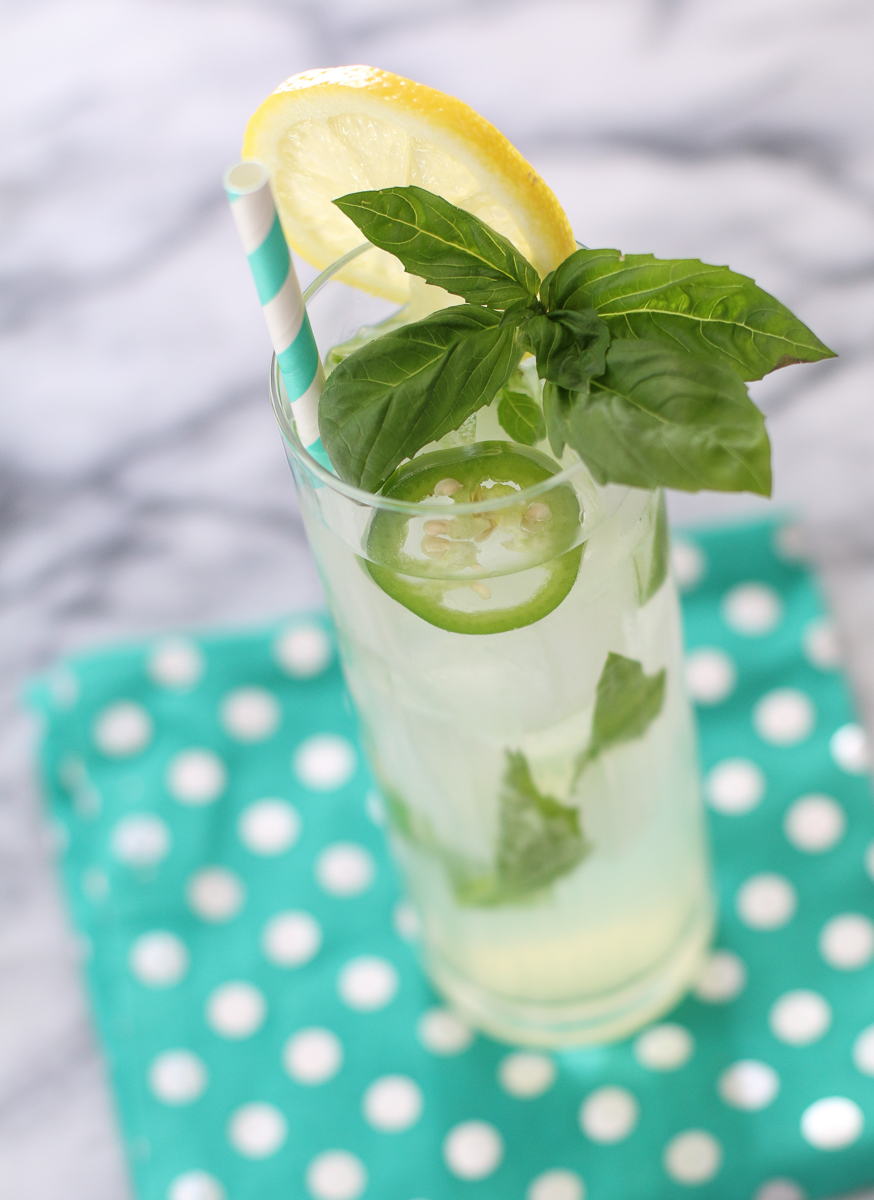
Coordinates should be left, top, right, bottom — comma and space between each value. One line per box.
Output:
297, 451, 713, 1044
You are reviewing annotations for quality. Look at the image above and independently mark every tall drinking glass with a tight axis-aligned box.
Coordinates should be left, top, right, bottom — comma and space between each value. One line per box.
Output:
270, 251, 714, 1047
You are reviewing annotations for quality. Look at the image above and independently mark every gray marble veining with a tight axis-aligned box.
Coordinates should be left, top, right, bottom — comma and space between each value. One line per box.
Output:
2, 1, 874, 1195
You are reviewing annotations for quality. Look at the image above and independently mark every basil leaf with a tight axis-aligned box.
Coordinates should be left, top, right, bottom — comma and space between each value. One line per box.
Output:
635, 492, 669, 605
521, 308, 611, 390
542, 248, 835, 381
383, 758, 589, 908
493, 750, 589, 900
542, 381, 569, 458
576, 652, 666, 779
562, 339, 772, 495
497, 390, 545, 445
334, 185, 540, 310
319, 305, 522, 491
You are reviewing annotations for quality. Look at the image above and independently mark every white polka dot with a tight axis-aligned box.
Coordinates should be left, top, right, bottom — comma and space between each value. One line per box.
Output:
830, 723, 869, 774
852, 1024, 874, 1075
220, 687, 280, 742
819, 913, 874, 969
227, 1102, 287, 1159
275, 624, 333, 678
754, 689, 815, 746
800, 1096, 864, 1150
393, 900, 421, 941
167, 1171, 226, 1200
338, 956, 398, 1011
579, 1087, 638, 1143
736, 873, 797, 930
262, 911, 322, 967
705, 758, 765, 815
634, 1024, 694, 1071
718, 1060, 780, 1110
527, 1169, 585, 1200
443, 1120, 504, 1180
671, 541, 705, 590
316, 843, 375, 897
306, 1150, 367, 1199
283, 1028, 343, 1085
753, 1181, 805, 1200
187, 868, 245, 922
111, 814, 171, 867
784, 795, 845, 853
867, 841, 874, 883
769, 990, 832, 1045
722, 583, 783, 635
93, 702, 153, 757
148, 1049, 208, 1105
167, 750, 226, 805
664, 1130, 723, 1184
498, 1052, 556, 1098
129, 931, 188, 987
803, 618, 841, 669
293, 735, 356, 791
362, 1075, 423, 1131
206, 982, 267, 1038
694, 950, 747, 1003
417, 1007, 474, 1055
149, 639, 204, 689
684, 648, 737, 705
238, 799, 300, 855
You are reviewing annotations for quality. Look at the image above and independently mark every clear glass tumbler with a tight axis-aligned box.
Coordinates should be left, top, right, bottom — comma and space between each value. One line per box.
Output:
270, 252, 714, 1047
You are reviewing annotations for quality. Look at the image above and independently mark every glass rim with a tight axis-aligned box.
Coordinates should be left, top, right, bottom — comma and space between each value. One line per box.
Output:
269, 245, 622, 517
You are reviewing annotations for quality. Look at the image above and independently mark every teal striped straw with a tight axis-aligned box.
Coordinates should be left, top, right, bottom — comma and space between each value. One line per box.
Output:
223, 160, 332, 471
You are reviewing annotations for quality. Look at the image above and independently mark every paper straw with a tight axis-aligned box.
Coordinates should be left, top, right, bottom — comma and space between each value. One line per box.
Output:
223, 160, 331, 469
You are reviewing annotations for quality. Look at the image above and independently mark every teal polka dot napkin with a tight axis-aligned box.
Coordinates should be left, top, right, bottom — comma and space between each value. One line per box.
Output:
27, 520, 874, 1200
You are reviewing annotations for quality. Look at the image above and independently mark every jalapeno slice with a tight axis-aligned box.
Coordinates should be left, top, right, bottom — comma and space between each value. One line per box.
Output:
364, 441, 584, 634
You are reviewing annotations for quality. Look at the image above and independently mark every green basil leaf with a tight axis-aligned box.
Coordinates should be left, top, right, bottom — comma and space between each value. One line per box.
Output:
493, 750, 589, 900
563, 339, 772, 495
319, 305, 522, 491
576, 652, 666, 780
382, 752, 589, 907
334, 185, 540, 310
541, 248, 835, 381
497, 389, 545, 445
521, 308, 610, 390
638, 491, 669, 604
542, 381, 569, 459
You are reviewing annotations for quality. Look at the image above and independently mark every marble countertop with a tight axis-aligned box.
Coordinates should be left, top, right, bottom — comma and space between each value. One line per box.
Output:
2, 0, 874, 1195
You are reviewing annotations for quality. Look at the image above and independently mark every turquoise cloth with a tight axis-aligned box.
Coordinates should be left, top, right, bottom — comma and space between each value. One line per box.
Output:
27, 520, 874, 1200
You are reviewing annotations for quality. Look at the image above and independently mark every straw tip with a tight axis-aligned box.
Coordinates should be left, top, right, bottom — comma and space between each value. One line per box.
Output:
224, 160, 270, 196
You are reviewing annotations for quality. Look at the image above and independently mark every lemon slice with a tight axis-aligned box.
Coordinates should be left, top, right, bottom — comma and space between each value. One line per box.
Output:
242, 65, 576, 303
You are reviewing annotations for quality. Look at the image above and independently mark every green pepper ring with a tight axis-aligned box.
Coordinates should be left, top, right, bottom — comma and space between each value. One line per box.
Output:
363, 442, 584, 635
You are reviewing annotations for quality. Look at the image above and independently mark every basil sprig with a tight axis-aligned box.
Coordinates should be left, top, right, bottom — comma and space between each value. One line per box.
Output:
319, 186, 835, 493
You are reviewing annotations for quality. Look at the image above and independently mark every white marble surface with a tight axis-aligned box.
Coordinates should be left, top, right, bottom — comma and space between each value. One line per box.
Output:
2, 1, 874, 1196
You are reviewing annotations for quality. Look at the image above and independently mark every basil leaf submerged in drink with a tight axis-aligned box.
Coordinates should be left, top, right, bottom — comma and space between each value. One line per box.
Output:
384, 752, 590, 908
320, 184, 834, 496
575, 652, 667, 781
